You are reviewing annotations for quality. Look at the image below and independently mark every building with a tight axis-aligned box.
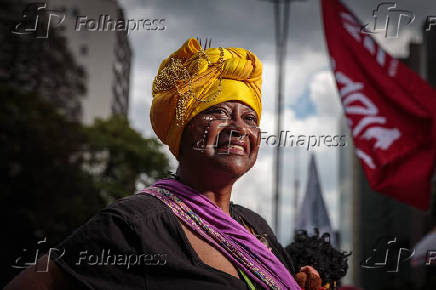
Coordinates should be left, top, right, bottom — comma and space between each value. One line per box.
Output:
0, 0, 86, 121
337, 119, 358, 286
1, 0, 131, 124
48, 0, 132, 124
338, 24, 436, 289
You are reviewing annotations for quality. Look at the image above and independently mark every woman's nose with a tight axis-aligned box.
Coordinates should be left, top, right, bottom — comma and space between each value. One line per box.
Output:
227, 113, 249, 136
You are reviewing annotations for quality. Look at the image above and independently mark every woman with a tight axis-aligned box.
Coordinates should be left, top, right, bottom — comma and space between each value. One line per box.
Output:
6, 38, 319, 289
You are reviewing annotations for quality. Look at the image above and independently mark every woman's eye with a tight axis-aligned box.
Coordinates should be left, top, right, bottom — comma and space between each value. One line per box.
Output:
244, 115, 257, 123
214, 108, 228, 114
200, 108, 229, 121
209, 108, 229, 117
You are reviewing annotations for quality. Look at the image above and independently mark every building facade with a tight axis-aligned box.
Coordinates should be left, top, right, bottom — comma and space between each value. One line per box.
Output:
1, 0, 131, 124
338, 24, 436, 290
48, 0, 132, 124
0, 0, 86, 121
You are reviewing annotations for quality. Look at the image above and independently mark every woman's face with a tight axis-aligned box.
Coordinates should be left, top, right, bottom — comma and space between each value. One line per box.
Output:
178, 100, 261, 179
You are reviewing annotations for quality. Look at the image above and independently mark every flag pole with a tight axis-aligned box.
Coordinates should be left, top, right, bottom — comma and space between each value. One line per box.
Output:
294, 147, 300, 233
262, 0, 306, 239
272, 0, 290, 240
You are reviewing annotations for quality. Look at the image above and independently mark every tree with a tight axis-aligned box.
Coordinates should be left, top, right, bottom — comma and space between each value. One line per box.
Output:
83, 115, 170, 202
0, 86, 103, 286
0, 86, 170, 286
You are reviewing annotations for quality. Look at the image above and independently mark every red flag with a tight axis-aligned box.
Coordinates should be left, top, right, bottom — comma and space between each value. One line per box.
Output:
322, 0, 436, 210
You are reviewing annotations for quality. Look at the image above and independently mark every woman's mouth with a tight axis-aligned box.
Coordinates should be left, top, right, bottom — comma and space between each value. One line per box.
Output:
216, 142, 247, 156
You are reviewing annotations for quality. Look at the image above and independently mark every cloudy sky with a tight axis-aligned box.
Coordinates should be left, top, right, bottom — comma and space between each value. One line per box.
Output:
118, 0, 435, 245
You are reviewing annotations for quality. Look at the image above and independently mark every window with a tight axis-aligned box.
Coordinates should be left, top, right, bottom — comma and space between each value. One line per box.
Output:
79, 44, 88, 56
72, 7, 80, 17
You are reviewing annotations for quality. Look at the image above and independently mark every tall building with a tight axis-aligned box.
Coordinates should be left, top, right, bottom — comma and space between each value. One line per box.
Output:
0, 1, 86, 121
337, 119, 358, 286
48, 0, 132, 124
338, 24, 436, 289
1, 0, 131, 124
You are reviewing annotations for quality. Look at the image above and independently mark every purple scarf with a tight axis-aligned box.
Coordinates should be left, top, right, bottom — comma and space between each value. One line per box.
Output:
139, 178, 300, 290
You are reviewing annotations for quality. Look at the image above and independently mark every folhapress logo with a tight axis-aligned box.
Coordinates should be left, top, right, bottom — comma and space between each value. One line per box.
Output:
11, 2, 65, 38
11, 3, 167, 38
361, 2, 415, 38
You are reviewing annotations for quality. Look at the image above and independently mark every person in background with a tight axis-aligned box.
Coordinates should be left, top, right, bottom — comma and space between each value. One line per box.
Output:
286, 229, 351, 290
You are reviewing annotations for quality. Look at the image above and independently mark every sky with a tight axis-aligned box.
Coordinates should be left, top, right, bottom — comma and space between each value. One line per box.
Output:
118, 0, 436, 245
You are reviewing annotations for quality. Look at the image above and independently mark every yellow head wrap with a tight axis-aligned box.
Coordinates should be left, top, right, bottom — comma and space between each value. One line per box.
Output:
150, 37, 262, 158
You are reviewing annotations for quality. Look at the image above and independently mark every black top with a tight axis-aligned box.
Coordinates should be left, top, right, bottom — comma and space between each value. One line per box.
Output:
54, 192, 296, 290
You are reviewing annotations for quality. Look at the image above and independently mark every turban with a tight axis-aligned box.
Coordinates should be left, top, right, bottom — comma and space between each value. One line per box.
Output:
150, 37, 262, 158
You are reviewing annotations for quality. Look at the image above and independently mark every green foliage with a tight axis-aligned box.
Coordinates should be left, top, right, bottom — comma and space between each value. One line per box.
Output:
84, 115, 170, 202
0, 85, 102, 238
0, 85, 170, 286
0, 86, 103, 285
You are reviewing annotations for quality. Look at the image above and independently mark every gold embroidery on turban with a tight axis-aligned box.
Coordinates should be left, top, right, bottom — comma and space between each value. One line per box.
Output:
150, 37, 262, 158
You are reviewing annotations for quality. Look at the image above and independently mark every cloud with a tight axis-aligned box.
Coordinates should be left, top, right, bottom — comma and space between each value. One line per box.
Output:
309, 70, 342, 117
118, 0, 435, 245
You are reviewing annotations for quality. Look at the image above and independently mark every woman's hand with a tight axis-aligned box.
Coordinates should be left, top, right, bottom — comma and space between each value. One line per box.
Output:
295, 265, 322, 290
